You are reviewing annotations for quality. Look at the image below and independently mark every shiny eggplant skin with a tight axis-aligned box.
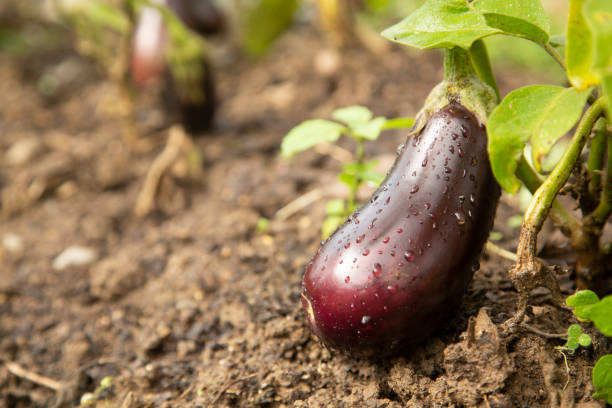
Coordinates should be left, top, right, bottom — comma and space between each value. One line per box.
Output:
167, 0, 225, 36
301, 102, 500, 355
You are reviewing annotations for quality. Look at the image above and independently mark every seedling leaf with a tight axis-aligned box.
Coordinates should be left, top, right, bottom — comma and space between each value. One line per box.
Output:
383, 117, 415, 130
566, 337, 579, 351
567, 289, 600, 317
332, 106, 373, 127
353, 117, 388, 140
339, 172, 357, 188
360, 170, 385, 185
578, 333, 592, 347
582, 295, 612, 337
567, 324, 582, 337
325, 199, 346, 216
322, 215, 345, 239
593, 354, 612, 403
281, 120, 346, 158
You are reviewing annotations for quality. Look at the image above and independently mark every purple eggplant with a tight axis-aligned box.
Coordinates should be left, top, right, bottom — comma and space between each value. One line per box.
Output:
301, 102, 500, 355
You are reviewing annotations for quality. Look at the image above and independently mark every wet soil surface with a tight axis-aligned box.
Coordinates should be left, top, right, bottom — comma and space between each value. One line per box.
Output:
1, 28, 610, 407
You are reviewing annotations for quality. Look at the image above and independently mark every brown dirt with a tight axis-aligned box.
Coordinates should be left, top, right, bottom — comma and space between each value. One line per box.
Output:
1, 26, 610, 408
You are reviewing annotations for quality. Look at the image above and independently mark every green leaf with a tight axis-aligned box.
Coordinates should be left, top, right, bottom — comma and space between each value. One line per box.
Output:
578, 333, 592, 347
601, 74, 612, 122
568, 323, 582, 337
83, 2, 129, 32
584, 1, 612, 118
566, 0, 599, 90
582, 295, 612, 337
353, 117, 388, 140
241, 0, 298, 56
593, 354, 612, 403
325, 199, 346, 216
583, 0, 612, 74
507, 214, 523, 229
489, 231, 503, 241
382, 117, 415, 130
487, 85, 591, 192
529, 87, 591, 171
471, 0, 551, 44
332, 106, 373, 127
549, 34, 566, 47
343, 160, 379, 173
256, 217, 269, 234
360, 170, 385, 185
281, 120, 346, 158
322, 215, 345, 239
382, 0, 499, 50
566, 337, 579, 351
567, 289, 600, 317
339, 172, 357, 188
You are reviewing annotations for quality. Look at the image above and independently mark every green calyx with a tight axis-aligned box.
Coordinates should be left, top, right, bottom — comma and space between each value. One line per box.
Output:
411, 47, 497, 134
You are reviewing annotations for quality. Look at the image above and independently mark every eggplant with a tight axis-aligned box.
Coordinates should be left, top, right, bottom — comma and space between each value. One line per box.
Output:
301, 102, 500, 355
131, 0, 216, 133
166, 0, 225, 36
131, 5, 167, 86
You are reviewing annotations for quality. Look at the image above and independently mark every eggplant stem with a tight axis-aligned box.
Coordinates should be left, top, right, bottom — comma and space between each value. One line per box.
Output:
469, 40, 500, 102
586, 119, 607, 203
543, 42, 566, 71
508, 98, 605, 323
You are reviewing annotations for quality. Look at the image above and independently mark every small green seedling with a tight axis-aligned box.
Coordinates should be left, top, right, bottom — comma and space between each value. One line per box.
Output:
80, 375, 114, 406
281, 105, 413, 237
555, 324, 592, 353
566, 290, 612, 403
256, 217, 270, 234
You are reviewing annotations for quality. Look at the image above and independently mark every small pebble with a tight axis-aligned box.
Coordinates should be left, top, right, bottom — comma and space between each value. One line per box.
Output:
52, 246, 97, 270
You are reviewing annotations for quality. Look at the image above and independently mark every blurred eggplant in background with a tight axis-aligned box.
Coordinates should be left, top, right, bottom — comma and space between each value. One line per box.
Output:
131, 0, 223, 133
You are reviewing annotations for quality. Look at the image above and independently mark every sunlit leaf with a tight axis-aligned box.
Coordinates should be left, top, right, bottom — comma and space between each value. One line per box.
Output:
325, 199, 346, 216
382, 0, 498, 50
583, 0, 612, 73
360, 170, 385, 185
578, 333, 592, 347
566, 0, 599, 89
382, 117, 415, 130
353, 117, 388, 140
472, 0, 550, 44
584, 0, 612, 118
593, 355, 612, 403
322, 215, 345, 239
281, 120, 346, 157
332, 106, 373, 126
487, 85, 590, 192
567, 289, 600, 314
339, 171, 357, 188
241, 0, 298, 56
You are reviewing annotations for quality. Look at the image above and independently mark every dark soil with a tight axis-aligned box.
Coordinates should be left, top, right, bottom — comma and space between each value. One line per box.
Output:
1, 25, 609, 408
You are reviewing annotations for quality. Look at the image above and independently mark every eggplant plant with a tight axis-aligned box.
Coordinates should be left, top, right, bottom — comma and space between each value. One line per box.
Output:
288, 0, 612, 399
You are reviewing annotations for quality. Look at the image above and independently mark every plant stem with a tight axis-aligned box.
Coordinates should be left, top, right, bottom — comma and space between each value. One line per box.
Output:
517, 98, 605, 260
444, 47, 476, 83
590, 124, 612, 225
587, 118, 607, 202
469, 40, 500, 102
516, 155, 581, 236
346, 137, 365, 214
543, 43, 566, 71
